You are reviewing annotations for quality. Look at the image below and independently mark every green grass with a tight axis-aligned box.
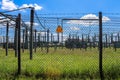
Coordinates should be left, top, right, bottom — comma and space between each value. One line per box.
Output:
0, 47, 120, 79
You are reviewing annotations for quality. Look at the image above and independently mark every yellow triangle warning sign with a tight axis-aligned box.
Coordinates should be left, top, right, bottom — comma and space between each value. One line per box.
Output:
56, 25, 63, 33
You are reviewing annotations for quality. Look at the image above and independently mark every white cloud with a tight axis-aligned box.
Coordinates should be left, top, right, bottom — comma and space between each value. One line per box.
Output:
67, 14, 110, 27
0, 17, 10, 27
34, 4, 42, 10
0, 16, 15, 23
0, 0, 42, 11
1, 0, 18, 10
36, 31, 47, 36
25, 22, 39, 27
81, 14, 98, 19
20, 3, 42, 10
0, 17, 10, 21
70, 26, 80, 31
102, 16, 110, 23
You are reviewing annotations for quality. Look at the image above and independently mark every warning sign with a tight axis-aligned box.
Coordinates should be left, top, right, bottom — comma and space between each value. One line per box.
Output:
56, 25, 63, 33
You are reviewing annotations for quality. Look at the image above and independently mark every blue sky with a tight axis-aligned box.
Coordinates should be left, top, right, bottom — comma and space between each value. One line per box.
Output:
0, 0, 120, 43
0, 0, 120, 13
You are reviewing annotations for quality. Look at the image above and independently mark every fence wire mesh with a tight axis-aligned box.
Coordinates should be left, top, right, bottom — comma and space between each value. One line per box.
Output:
31, 13, 100, 79
102, 13, 120, 79
0, 11, 120, 79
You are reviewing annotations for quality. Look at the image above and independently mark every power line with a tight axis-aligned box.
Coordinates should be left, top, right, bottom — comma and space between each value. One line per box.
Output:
34, 11, 46, 29
1, 7, 33, 13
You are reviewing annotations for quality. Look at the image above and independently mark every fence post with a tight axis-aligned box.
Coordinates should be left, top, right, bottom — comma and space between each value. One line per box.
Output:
14, 16, 18, 57
99, 12, 104, 80
6, 21, 9, 56
18, 13, 21, 74
30, 8, 34, 60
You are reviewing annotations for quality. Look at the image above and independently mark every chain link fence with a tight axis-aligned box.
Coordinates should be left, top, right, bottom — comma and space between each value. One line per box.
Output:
0, 11, 120, 79
102, 13, 120, 79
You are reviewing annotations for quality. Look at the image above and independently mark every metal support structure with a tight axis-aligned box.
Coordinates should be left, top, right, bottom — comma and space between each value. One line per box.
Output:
6, 21, 9, 56
82, 34, 84, 42
46, 29, 49, 53
25, 27, 28, 49
34, 29, 37, 53
22, 30, 25, 53
61, 20, 64, 48
99, 12, 104, 80
61, 32, 63, 48
14, 17, 18, 57
38, 33, 40, 42
51, 33, 53, 43
3, 36, 5, 44
30, 8, 34, 60
105, 34, 108, 47
45, 31, 46, 42
111, 33, 113, 43
57, 33, 59, 43
17, 13, 21, 74
118, 33, 120, 42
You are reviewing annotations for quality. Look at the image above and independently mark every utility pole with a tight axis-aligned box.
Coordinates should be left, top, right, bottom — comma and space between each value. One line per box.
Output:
6, 21, 9, 56
30, 8, 34, 60
18, 13, 21, 74
99, 12, 104, 80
